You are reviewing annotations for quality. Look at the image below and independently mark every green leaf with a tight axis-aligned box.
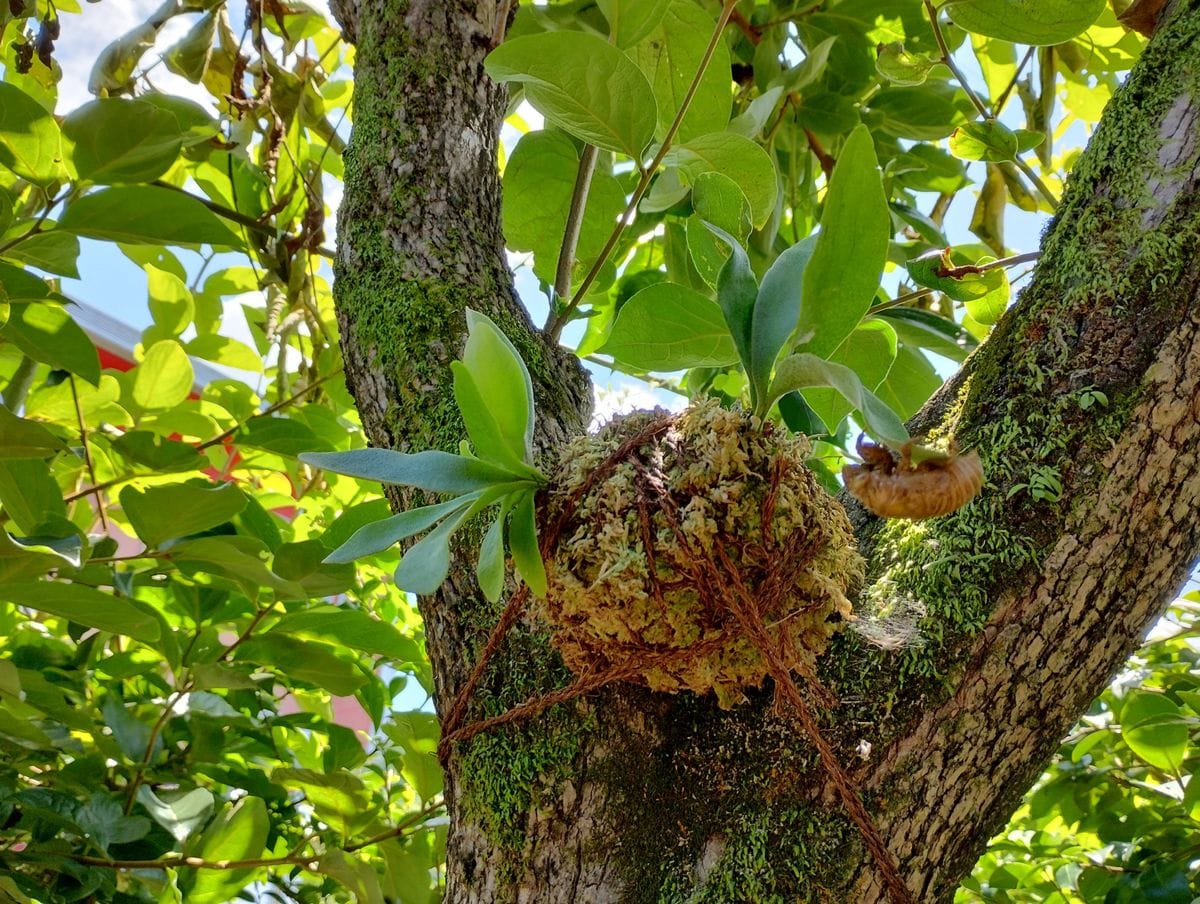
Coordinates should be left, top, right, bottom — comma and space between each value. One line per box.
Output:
186, 334, 262, 372
870, 84, 971, 140
0, 459, 66, 534
324, 495, 478, 564
964, 264, 1011, 325
170, 536, 303, 598
476, 499, 512, 603
271, 539, 358, 597
0, 407, 65, 458
459, 309, 537, 469
795, 91, 860, 137
0, 185, 12, 236
145, 264, 195, 337
189, 797, 269, 904
875, 42, 940, 87
0, 659, 20, 701
394, 503, 478, 595
875, 308, 977, 363
0, 262, 57, 304
1121, 690, 1188, 774
950, 120, 1019, 162
267, 605, 422, 663
0, 582, 161, 642
58, 186, 242, 247
61, 98, 183, 184
631, 0, 732, 143
665, 132, 778, 228
317, 850, 386, 904
272, 768, 375, 836
301, 449, 526, 494
684, 217, 729, 290
509, 490, 546, 597
778, 391, 826, 436
75, 792, 151, 853
600, 282, 739, 371
109, 430, 204, 471
598, 0, 671, 47
894, 144, 971, 194
485, 32, 657, 158
767, 352, 909, 446
1014, 129, 1045, 153
875, 345, 943, 420
0, 302, 101, 385
235, 634, 368, 695
751, 236, 818, 403
945, 0, 1106, 45
797, 124, 890, 359
972, 32, 1018, 105
500, 130, 626, 285
804, 320, 898, 431
0, 82, 63, 184
0, 530, 82, 581
1, 230, 81, 278
905, 248, 1010, 303
131, 340, 194, 410
237, 417, 332, 456
782, 35, 837, 92
691, 172, 752, 240
164, 9, 217, 82
136, 787, 214, 844
704, 223, 758, 392
119, 482, 247, 546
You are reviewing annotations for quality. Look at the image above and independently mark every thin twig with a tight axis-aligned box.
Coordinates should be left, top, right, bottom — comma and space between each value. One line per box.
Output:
552, 144, 600, 306
993, 45, 1036, 116
216, 605, 273, 663
343, 796, 445, 851
199, 369, 341, 450
869, 251, 1042, 313
1012, 156, 1060, 210
69, 852, 320, 871
66, 800, 439, 871
69, 377, 108, 531
545, 0, 741, 340
729, 8, 761, 44
764, 92, 796, 144
0, 189, 63, 256
923, 0, 989, 119
65, 370, 342, 504
150, 180, 336, 260
804, 127, 836, 179
123, 686, 191, 814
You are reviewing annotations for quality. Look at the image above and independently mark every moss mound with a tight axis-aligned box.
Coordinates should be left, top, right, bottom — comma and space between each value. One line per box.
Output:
539, 402, 864, 708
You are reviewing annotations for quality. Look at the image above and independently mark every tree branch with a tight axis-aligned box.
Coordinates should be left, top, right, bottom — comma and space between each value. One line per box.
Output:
546, 0, 741, 340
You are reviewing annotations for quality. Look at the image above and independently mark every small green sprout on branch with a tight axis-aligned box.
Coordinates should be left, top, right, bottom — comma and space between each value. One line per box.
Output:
701, 219, 910, 447
301, 310, 547, 601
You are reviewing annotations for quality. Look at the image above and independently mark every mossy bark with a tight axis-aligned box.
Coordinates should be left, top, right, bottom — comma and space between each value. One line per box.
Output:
333, 1, 1200, 901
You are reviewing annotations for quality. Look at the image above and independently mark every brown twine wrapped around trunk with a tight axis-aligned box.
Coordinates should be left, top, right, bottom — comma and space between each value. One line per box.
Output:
436, 414, 914, 904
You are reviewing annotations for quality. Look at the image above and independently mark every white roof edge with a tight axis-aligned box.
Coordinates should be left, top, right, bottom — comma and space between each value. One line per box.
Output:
68, 298, 249, 392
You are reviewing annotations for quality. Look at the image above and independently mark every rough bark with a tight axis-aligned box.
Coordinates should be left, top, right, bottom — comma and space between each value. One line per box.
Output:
333, 1, 1200, 901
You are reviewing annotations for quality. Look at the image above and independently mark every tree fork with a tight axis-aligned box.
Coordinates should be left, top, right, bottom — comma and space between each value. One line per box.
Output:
333, 1, 1200, 901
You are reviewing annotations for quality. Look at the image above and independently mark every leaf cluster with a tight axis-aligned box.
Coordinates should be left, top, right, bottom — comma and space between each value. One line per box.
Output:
302, 311, 549, 602
963, 596, 1200, 903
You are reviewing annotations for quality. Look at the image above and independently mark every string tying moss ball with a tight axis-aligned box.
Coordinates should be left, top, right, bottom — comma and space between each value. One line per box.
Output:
538, 401, 864, 708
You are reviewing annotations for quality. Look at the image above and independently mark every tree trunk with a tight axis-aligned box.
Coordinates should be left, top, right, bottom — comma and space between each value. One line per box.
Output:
331, 1, 1200, 901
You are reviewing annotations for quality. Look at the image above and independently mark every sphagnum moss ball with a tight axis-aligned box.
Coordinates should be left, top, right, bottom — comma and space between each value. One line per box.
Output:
539, 401, 864, 708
